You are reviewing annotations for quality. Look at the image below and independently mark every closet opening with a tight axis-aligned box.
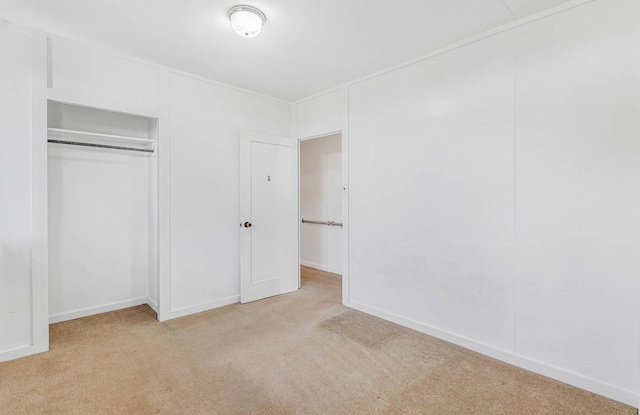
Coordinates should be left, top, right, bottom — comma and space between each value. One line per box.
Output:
299, 132, 343, 298
47, 101, 159, 325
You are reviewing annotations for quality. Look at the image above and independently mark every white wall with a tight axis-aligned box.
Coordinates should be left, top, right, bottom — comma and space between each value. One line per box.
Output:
168, 73, 291, 318
0, 22, 34, 355
48, 38, 160, 117
339, 0, 640, 406
295, 90, 343, 140
513, 0, 640, 396
300, 134, 342, 274
349, 29, 516, 348
48, 147, 151, 321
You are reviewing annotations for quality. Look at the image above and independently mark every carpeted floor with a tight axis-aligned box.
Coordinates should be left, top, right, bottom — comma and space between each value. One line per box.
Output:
0, 266, 636, 414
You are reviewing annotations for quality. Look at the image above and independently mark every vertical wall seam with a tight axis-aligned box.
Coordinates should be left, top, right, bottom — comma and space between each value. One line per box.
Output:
345, 86, 351, 304
29, 30, 36, 346
501, 0, 519, 20
512, 27, 517, 355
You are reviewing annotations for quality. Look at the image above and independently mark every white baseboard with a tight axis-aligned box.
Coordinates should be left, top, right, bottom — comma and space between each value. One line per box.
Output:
160, 295, 239, 322
146, 297, 159, 314
49, 297, 149, 324
0, 343, 49, 363
344, 300, 639, 409
300, 260, 341, 275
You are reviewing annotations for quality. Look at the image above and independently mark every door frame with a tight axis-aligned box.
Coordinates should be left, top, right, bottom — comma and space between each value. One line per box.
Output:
297, 129, 349, 304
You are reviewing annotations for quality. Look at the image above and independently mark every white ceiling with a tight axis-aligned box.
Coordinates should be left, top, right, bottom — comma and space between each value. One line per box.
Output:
0, 0, 578, 102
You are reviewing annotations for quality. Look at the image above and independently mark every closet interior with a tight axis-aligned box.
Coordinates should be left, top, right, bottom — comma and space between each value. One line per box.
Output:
47, 101, 159, 323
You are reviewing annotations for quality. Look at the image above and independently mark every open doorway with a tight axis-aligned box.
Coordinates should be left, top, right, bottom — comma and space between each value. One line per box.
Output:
299, 133, 343, 296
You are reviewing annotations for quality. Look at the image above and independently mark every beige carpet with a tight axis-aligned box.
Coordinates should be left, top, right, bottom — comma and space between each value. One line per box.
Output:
0, 266, 636, 414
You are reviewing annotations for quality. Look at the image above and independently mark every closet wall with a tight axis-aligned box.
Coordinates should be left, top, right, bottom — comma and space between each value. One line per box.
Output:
47, 103, 158, 323
44, 37, 161, 323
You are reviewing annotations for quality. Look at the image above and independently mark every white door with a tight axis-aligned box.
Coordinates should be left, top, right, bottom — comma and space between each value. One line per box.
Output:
240, 131, 299, 303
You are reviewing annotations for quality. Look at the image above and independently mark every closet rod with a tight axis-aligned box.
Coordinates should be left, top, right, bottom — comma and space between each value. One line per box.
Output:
48, 139, 155, 153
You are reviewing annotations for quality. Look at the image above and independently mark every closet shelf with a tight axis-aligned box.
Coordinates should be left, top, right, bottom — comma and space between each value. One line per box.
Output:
47, 128, 156, 146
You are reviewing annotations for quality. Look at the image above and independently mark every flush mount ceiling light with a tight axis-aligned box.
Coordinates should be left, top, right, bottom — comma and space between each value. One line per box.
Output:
228, 5, 266, 38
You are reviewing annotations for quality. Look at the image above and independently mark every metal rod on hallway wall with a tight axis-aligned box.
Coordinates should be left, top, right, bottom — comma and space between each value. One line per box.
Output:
301, 219, 343, 228
48, 139, 155, 153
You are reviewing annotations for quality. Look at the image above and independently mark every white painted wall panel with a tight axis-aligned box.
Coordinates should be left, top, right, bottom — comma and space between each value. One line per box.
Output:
48, 146, 151, 320
300, 134, 342, 274
0, 22, 33, 353
514, 0, 640, 393
345, 0, 640, 404
50, 39, 159, 116
349, 31, 516, 349
503, 0, 580, 20
169, 73, 291, 313
295, 90, 343, 139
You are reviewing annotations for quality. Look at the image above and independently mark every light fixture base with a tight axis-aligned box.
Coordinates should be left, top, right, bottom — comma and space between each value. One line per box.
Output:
227, 5, 266, 23
228, 5, 266, 38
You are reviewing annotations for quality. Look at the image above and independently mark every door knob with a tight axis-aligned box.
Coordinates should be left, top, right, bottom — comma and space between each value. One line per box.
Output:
244, 222, 252, 228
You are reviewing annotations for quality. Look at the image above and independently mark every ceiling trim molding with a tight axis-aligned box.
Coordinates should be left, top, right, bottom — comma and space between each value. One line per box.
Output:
0, 13, 292, 105
0, 0, 599, 106
295, 86, 345, 106
294, 0, 596, 105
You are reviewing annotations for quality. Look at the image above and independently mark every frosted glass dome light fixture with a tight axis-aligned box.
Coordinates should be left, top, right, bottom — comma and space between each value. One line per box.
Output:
228, 5, 266, 38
